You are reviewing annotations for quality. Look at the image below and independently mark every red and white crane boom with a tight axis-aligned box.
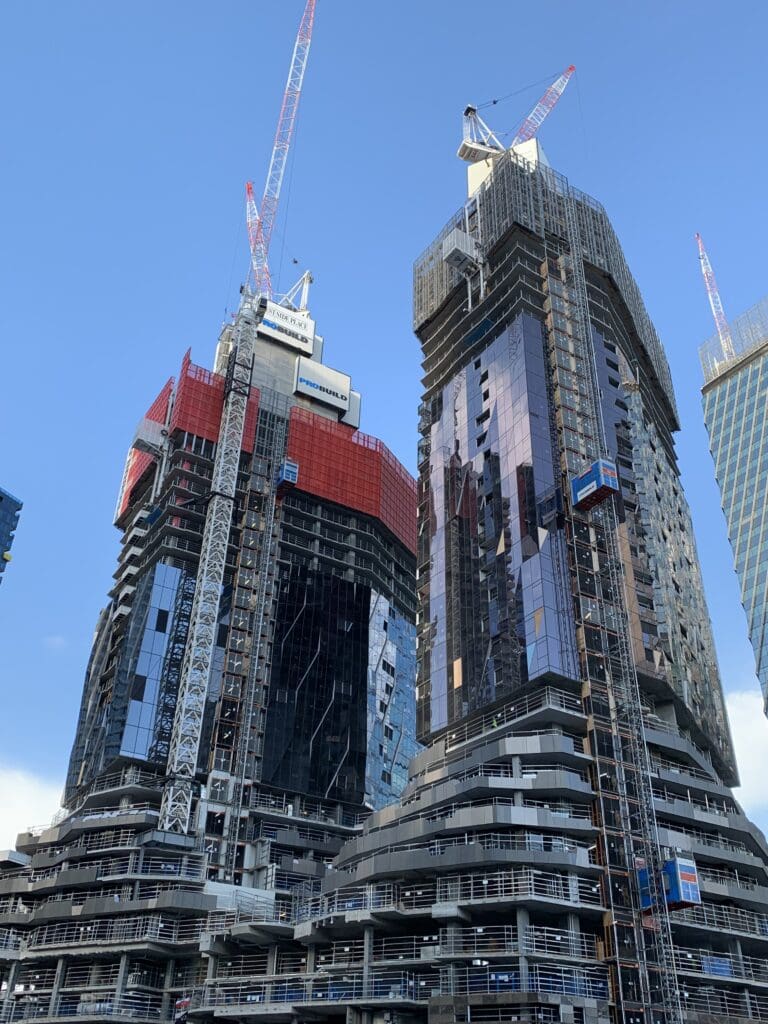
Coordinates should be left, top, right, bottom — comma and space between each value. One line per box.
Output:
247, 0, 316, 298
459, 64, 575, 163
696, 232, 735, 362
509, 64, 575, 147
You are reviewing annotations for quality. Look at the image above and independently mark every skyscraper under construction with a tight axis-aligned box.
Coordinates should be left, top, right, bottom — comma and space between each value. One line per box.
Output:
4, 47, 768, 1024
0, 292, 418, 1021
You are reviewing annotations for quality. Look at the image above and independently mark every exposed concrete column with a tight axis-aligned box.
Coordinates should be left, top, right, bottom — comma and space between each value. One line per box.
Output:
511, 755, 524, 808
568, 872, 581, 904
205, 951, 218, 981
160, 958, 176, 1020
729, 936, 744, 972
114, 952, 130, 1004
362, 925, 374, 996
516, 907, 530, 990
441, 924, 460, 997
48, 957, 67, 1016
567, 911, 581, 956
267, 944, 279, 974
727, 939, 751, 1018
1, 960, 21, 1022
303, 944, 316, 973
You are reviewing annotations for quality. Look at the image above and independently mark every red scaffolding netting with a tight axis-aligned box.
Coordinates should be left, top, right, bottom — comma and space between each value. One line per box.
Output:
286, 406, 417, 555
169, 350, 260, 452
119, 351, 262, 521
117, 378, 174, 520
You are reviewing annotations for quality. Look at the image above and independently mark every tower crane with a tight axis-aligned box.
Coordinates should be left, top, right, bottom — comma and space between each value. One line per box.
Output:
459, 64, 575, 163
247, 0, 316, 298
159, 0, 317, 836
696, 232, 736, 361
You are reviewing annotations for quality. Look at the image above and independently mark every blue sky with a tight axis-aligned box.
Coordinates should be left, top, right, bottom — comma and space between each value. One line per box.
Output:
1, 0, 767, 835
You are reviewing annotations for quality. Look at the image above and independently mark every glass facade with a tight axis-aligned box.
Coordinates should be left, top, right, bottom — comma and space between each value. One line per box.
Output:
121, 562, 182, 760
366, 591, 417, 806
261, 567, 416, 810
0, 486, 22, 583
419, 315, 578, 737
703, 343, 768, 710
261, 568, 370, 803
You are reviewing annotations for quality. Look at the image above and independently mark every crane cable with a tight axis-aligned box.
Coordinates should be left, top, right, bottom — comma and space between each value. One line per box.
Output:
476, 70, 563, 110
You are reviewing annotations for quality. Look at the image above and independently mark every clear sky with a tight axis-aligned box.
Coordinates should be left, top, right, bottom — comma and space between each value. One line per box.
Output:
1, 0, 767, 839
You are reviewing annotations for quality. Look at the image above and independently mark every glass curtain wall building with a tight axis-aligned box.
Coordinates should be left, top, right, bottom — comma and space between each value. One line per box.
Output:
0, 486, 22, 583
701, 296, 768, 713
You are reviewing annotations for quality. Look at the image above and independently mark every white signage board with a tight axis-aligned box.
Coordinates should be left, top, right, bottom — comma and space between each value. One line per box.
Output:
257, 300, 315, 354
294, 356, 351, 413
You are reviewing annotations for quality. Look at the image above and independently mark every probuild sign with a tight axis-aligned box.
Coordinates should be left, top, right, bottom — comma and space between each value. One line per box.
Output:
293, 356, 350, 413
257, 299, 315, 355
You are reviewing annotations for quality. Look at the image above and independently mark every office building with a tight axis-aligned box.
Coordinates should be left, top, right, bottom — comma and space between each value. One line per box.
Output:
701, 296, 768, 713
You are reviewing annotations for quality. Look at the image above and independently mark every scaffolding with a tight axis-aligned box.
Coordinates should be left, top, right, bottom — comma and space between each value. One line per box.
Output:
413, 145, 679, 430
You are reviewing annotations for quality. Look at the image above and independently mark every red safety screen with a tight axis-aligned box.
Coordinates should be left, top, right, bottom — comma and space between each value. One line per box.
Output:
286, 407, 416, 555
169, 350, 260, 452
118, 351, 262, 522
169, 350, 224, 443
117, 378, 174, 520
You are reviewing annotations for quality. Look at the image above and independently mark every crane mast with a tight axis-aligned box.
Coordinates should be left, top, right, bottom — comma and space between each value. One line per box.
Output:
248, 0, 316, 298
696, 232, 736, 362
159, 1, 317, 836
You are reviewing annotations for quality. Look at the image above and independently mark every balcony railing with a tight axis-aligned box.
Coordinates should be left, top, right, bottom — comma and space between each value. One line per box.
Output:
675, 943, 768, 983
26, 914, 207, 951
8, 993, 165, 1022
442, 688, 584, 752
193, 960, 610, 1011
650, 754, 720, 785
676, 901, 768, 939
294, 868, 601, 928
337, 829, 597, 873
681, 986, 768, 1020
698, 867, 764, 892
23, 806, 159, 838
0, 928, 22, 951
248, 792, 367, 829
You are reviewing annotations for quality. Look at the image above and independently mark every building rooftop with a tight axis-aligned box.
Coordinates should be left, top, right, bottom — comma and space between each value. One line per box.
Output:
700, 294, 768, 385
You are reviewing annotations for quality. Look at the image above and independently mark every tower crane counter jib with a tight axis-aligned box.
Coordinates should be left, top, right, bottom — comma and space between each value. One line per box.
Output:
458, 64, 576, 164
